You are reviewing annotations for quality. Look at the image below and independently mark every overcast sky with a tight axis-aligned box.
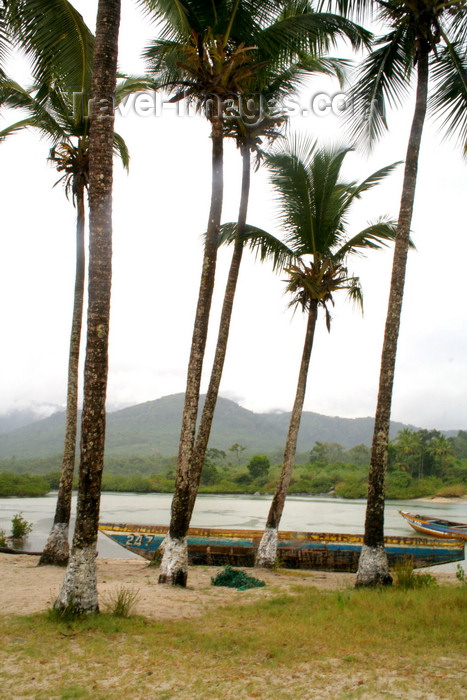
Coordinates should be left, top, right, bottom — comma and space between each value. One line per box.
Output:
0, 0, 466, 432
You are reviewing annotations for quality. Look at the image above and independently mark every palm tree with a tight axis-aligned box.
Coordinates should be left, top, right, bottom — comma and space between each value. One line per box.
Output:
54, 0, 121, 614
426, 435, 455, 477
224, 135, 398, 568
144, 0, 370, 586
0, 1, 95, 568
393, 427, 424, 479
1, 14, 93, 565
189, 57, 352, 533
342, 0, 467, 587
0, 65, 142, 565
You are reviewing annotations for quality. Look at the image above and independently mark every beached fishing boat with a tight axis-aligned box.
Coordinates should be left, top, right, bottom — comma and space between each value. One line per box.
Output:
399, 511, 467, 540
98, 523, 465, 572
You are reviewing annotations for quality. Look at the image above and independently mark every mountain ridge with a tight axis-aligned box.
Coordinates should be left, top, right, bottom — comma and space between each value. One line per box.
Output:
0, 392, 435, 460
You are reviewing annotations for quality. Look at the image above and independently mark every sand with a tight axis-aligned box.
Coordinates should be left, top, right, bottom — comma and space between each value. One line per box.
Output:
0, 553, 459, 619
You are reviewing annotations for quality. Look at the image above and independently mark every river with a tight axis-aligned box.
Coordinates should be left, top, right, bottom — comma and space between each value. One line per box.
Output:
1, 492, 466, 570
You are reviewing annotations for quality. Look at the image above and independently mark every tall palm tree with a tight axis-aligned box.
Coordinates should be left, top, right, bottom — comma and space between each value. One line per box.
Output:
144, 0, 370, 587
0, 66, 140, 564
0, 1, 94, 568
54, 0, 121, 614
223, 135, 398, 568
189, 57, 350, 533
341, 0, 467, 587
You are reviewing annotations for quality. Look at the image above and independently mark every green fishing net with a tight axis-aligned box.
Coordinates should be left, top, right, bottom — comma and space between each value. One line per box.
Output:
211, 565, 266, 591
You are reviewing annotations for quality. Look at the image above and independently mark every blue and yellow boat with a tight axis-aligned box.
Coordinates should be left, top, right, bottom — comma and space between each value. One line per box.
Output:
399, 510, 467, 540
98, 522, 465, 572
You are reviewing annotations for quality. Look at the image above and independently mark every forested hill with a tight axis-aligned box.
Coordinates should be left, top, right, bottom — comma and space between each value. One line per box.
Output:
0, 393, 416, 459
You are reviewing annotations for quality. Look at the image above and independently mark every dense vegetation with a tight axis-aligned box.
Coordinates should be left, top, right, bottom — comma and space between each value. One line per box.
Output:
1, 428, 466, 499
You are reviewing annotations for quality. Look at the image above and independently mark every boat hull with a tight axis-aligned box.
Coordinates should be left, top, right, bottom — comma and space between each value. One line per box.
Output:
98, 523, 465, 572
399, 511, 467, 540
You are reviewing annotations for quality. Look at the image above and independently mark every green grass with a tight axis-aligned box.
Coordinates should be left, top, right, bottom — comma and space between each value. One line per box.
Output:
1, 585, 467, 699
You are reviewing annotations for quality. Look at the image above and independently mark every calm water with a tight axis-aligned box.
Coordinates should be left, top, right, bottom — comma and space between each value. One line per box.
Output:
1, 492, 466, 570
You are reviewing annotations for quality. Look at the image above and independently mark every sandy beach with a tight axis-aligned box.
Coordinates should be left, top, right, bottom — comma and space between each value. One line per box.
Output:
0, 553, 460, 618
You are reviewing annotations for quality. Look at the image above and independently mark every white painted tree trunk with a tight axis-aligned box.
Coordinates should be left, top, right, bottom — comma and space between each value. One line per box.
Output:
54, 544, 98, 613
158, 534, 188, 585
40, 523, 69, 566
255, 527, 278, 568
355, 544, 393, 587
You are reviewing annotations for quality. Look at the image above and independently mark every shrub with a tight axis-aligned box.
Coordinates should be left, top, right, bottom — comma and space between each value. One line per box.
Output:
11, 513, 33, 539
102, 586, 140, 617
435, 484, 465, 498
335, 478, 367, 499
455, 565, 467, 586
247, 455, 270, 479
393, 559, 438, 589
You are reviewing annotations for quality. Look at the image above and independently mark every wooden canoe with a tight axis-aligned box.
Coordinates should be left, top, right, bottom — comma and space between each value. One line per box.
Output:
98, 523, 465, 572
399, 510, 467, 540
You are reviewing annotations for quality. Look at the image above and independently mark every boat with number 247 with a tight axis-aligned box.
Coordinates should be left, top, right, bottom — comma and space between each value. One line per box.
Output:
98, 523, 465, 572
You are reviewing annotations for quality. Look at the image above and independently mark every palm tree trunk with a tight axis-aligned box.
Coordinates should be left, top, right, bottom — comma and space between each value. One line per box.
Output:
256, 300, 318, 567
158, 115, 224, 586
54, 0, 120, 614
39, 186, 85, 566
187, 143, 251, 516
356, 49, 429, 587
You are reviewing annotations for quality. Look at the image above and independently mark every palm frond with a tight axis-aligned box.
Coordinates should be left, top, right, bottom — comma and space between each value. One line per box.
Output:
344, 274, 363, 313
113, 131, 130, 171
257, 10, 371, 64
345, 27, 413, 148
218, 221, 295, 272
138, 0, 190, 37
337, 217, 398, 259
430, 42, 467, 155
317, 0, 374, 25
339, 161, 402, 214
0, 79, 68, 141
262, 134, 398, 322
6, 0, 94, 95
115, 75, 159, 105
0, 4, 9, 78
266, 146, 317, 253
0, 117, 35, 142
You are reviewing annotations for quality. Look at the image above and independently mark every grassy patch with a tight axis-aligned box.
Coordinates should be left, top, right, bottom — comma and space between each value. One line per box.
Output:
1, 586, 467, 698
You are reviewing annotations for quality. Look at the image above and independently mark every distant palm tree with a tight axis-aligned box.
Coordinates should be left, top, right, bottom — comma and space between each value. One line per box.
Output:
343, 0, 467, 587
144, 0, 370, 587
426, 435, 455, 476
54, 0, 121, 614
393, 428, 424, 479
224, 135, 398, 568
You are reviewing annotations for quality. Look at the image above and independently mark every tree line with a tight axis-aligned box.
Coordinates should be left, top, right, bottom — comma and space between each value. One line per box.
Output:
2, 428, 466, 498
